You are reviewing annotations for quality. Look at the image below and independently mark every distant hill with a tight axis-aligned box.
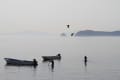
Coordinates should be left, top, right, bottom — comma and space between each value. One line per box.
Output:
75, 30, 120, 36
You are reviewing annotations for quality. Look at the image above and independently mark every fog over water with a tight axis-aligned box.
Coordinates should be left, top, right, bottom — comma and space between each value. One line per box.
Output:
0, 0, 120, 33
0, 35, 120, 80
0, 0, 119, 79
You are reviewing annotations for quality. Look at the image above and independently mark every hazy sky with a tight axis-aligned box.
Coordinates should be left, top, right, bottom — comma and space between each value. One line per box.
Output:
0, 0, 120, 33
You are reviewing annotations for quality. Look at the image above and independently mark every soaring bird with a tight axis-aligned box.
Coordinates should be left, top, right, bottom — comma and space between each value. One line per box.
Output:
71, 33, 74, 36
67, 24, 70, 28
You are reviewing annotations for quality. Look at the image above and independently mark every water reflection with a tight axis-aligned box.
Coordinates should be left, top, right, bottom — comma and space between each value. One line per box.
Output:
5, 64, 38, 69
84, 61, 87, 67
42, 59, 61, 72
4, 64, 38, 80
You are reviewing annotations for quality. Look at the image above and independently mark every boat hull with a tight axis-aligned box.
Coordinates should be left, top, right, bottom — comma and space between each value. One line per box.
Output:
42, 56, 61, 61
4, 58, 36, 66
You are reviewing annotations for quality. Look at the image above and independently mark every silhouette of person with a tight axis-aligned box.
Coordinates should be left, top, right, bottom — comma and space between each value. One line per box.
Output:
84, 56, 87, 67
51, 60, 54, 69
84, 56, 87, 62
49, 60, 54, 71
33, 59, 38, 66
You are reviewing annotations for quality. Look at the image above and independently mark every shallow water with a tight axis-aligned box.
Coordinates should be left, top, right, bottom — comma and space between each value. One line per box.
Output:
0, 35, 120, 80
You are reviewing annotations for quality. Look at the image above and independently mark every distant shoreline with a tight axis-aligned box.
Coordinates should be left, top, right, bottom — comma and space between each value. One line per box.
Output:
75, 30, 120, 36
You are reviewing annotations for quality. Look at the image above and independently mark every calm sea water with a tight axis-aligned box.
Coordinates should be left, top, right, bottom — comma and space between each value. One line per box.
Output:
0, 35, 120, 80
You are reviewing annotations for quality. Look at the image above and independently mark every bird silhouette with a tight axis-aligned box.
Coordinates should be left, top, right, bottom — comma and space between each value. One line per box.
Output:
67, 24, 70, 28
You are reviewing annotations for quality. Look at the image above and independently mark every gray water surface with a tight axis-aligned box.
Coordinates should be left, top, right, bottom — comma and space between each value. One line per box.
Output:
0, 35, 120, 80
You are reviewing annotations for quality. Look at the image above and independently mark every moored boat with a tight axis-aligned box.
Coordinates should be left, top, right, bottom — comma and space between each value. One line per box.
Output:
4, 58, 38, 66
42, 54, 61, 61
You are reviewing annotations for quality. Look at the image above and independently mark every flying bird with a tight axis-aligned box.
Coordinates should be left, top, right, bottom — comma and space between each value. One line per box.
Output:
67, 25, 70, 28
71, 33, 74, 36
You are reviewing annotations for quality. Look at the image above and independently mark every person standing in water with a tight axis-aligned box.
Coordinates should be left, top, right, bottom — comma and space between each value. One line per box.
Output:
49, 60, 54, 72
51, 60, 54, 69
84, 56, 88, 67
33, 59, 38, 66
84, 56, 87, 62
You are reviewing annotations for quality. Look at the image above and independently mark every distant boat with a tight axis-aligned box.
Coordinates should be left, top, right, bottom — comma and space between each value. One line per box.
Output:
42, 54, 61, 61
4, 58, 38, 66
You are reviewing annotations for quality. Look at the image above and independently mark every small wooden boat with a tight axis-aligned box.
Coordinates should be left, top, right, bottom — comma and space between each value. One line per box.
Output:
42, 54, 61, 61
4, 58, 38, 66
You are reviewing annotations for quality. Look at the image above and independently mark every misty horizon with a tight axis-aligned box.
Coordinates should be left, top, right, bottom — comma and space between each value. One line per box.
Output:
0, 0, 120, 33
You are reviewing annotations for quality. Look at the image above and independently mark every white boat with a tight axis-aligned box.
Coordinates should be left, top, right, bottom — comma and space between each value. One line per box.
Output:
4, 58, 38, 66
